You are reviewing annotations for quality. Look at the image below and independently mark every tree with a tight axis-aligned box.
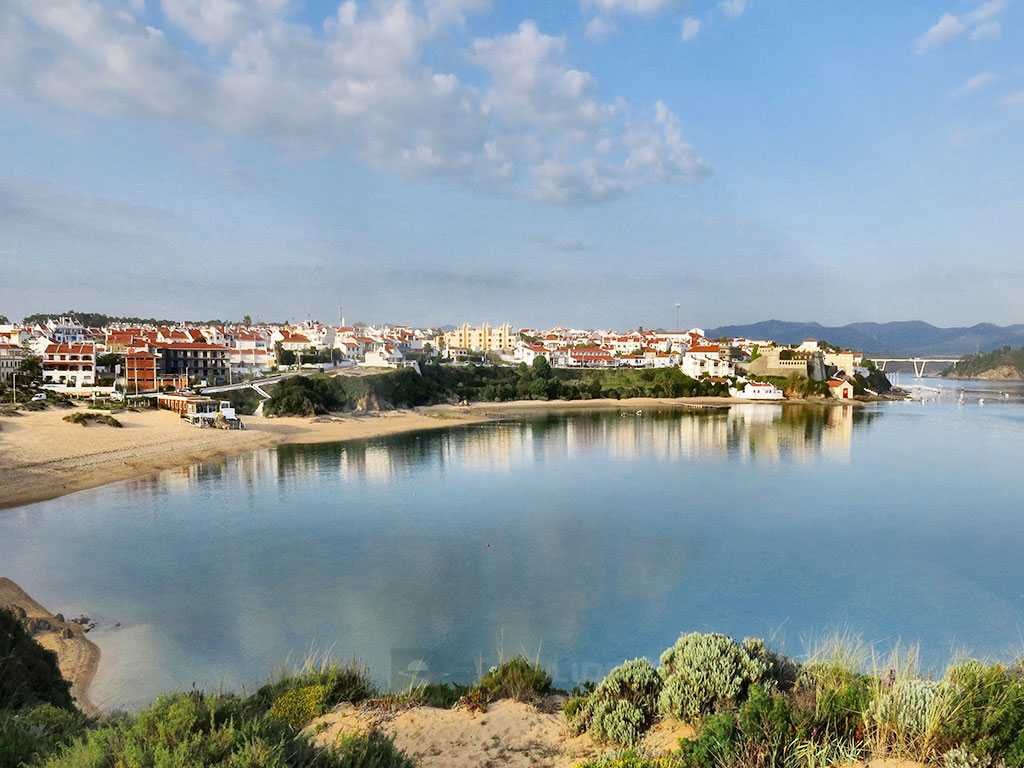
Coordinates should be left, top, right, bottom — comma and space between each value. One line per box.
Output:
242, 314, 252, 326
279, 349, 296, 366
532, 355, 551, 377
18, 354, 43, 380
96, 352, 123, 369
0, 314, 8, 324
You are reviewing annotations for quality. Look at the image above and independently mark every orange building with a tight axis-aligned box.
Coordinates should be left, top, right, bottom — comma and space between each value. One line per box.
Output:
124, 351, 159, 393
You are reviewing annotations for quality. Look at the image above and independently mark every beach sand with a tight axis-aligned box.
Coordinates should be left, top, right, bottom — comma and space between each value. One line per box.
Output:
0, 395, 827, 511
0, 577, 101, 714
311, 698, 696, 768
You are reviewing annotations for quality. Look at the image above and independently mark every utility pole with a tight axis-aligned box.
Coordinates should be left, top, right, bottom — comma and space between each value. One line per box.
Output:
675, 303, 680, 333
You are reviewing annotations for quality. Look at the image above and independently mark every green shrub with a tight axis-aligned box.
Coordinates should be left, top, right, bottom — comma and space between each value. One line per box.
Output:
269, 684, 329, 730
42, 691, 416, 768
0, 609, 74, 711
658, 633, 771, 722
563, 695, 591, 735
677, 711, 739, 768
937, 660, 1024, 765
476, 656, 552, 701
408, 682, 471, 709
871, 677, 944, 736
789, 661, 872, 743
735, 684, 795, 766
576, 751, 687, 768
254, 658, 373, 714
0, 705, 93, 768
579, 659, 662, 747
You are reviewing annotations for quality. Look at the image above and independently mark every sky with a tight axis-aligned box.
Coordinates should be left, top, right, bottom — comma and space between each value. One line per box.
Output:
1, 0, 1022, 330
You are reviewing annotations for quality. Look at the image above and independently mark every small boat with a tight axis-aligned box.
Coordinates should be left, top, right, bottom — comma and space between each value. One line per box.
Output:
978, 398, 985, 405
957, 393, 965, 406
636, 409, 643, 416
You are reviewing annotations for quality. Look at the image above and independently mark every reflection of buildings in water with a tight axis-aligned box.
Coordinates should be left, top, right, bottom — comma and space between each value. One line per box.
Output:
822, 404, 853, 462
724, 404, 852, 463
124, 448, 280, 497
298, 404, 857, 482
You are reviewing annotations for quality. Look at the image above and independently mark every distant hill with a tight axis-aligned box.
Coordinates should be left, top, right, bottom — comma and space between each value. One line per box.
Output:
943, 346, 1024, 379
704, 320, 1024, 357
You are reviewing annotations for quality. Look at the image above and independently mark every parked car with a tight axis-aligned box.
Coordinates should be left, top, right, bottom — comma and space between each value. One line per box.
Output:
31, 393, 47, 401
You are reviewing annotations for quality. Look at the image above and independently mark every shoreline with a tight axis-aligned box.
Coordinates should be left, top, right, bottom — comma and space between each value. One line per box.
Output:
0, 577, 100, 714
0, 396, 860, 512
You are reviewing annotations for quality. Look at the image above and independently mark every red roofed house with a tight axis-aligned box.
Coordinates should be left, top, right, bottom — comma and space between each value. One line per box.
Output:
43, 344, 96, 387
828, 379, 854, 399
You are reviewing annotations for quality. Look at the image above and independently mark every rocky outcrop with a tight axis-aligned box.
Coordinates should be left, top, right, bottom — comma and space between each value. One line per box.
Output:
976, 365, 1023, 381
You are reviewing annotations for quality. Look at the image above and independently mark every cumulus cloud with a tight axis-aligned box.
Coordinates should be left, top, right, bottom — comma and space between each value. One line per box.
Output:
914, 0, 1010, 54
719, 0, 746, 19
681, 16, 701, 41
0, 0, 709, 204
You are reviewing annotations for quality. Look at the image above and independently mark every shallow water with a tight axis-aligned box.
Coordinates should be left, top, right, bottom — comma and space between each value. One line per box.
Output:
2, 378, 1023, 710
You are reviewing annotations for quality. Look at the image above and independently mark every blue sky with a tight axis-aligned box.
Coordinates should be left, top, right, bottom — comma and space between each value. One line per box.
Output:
1, 0, 1022, 329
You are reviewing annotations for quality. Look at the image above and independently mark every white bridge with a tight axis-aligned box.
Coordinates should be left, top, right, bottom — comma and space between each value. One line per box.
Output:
872, 358, 960, 376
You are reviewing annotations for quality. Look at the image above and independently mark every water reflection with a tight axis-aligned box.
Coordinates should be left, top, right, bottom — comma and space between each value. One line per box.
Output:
3, 401, 1021, 711
267, 406, 860, 488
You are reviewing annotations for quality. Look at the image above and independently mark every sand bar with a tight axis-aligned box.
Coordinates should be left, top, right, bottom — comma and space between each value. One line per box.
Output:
0, 396, 850, 511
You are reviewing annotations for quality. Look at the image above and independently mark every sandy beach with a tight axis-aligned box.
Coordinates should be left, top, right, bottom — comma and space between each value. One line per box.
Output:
0, 395, 838, 511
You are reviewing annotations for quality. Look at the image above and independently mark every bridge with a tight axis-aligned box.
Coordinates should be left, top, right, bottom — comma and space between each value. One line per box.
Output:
872, 358, 960, 376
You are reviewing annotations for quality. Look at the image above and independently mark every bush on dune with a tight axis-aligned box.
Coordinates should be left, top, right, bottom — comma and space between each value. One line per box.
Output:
476, 655, 552, 702
657, 632, 771, 722
574, 659, 662, 747
42, 691, 416, 768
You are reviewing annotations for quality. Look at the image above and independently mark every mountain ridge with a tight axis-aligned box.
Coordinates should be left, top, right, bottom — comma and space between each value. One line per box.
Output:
703, 320, 1024, 357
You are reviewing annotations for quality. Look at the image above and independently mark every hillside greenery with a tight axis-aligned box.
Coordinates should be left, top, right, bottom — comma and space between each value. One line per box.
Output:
4, 608, 1024, 768
943, 345, 1024, 378
262, 362, 731, 417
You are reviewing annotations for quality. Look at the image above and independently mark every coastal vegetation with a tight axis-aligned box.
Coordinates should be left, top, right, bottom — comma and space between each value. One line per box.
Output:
61, 412, 122, 428
5, 607, 1024, 768
943, 345, 1024, 380
261, 362, 734, 417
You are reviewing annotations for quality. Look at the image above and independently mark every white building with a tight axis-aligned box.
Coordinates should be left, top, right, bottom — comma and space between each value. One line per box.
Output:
681, 346, 735, 379
729, 381, 784, 400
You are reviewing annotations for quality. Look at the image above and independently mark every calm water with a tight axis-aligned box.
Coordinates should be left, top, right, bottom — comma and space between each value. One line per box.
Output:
2, 379, 1024, 710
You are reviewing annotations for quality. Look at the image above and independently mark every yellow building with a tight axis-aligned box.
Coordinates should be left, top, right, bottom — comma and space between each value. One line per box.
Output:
443, 323, 518, 352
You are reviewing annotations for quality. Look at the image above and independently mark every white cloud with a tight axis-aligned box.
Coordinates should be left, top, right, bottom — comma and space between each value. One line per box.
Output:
719, 0, 746, 19
915, 0, 1010, 54
160, 0, 289, 47
681, 16, 700, 41
1003, 91, 1024, 106
949, 72, 997, 97
584, 16, 616, 39
582, 0, 673, 15
914, 13, 966, 54
970, 20, 1001, 39
964, 0, 1009, 23
0, 1, 709, 204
